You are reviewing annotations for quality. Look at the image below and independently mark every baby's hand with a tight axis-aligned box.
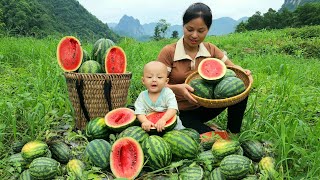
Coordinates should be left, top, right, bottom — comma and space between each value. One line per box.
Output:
155, 119, 166, 132
141, 121, 154, 132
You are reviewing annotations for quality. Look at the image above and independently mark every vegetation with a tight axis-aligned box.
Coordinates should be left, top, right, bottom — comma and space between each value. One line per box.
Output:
153, 19, 171, 41
236, 2, 320, 32
0, 0, 119, 42
0, 25, 320, 178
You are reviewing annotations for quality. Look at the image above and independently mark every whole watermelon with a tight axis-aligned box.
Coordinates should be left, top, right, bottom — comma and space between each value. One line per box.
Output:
92, 38, 115, 72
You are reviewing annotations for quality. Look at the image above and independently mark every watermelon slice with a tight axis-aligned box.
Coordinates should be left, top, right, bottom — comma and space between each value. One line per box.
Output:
146, 112, 177, 133
198, 58, 226, 83
110, 137, 144, 179
56, 36, 83, 72
105, 46, 127, 74
105, 108, 136, 132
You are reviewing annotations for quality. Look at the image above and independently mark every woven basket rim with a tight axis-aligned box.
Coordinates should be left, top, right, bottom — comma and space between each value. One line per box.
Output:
185, 66, 252, 108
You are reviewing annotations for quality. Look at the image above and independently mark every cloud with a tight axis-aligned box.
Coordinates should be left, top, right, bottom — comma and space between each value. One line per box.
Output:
78, 0, 283, 24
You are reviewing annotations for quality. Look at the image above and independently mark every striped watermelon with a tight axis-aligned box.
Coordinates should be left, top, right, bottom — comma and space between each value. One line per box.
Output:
142, 135, 172, 170
211, 139, 241, 160
224, 69, 236, 78
105, 46, 127, 74
29, 157, 60, 179
179, 163, 204, 180
82, 49, 90, 63
78, 60, 102, 73
110, 137, 144, 179
197, 150, 219, 167
92, 38, 115, 72
214, 77, 246, 99
118, 126, 149, 144
220, 155, 252, 179
21, 140, 49, 161
241, 140, 264, 162
85, 117, 110, 140
49, 141, 71, 164
105, 108, 137, 132
12, 140, 28, 153
180, 128, 201, 144
146, 112, 177, 133
19, 169, 32, 180
162, 130, 200, 160
67, 159, 85, 179
189, 78, 214, 99
85, 139, 111, 169
210, 167, 226, 180
8, 153, 29, 170
198, 58, 227, 84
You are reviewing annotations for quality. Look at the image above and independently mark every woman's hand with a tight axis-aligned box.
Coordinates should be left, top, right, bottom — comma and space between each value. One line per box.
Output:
173, 84, 198, 104
244, 69, 253, 83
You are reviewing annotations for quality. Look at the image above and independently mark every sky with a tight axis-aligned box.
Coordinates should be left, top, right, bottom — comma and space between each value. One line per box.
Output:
77, 0, 284, 25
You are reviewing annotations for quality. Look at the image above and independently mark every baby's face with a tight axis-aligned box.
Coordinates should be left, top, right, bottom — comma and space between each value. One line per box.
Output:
142, 62, 168, 93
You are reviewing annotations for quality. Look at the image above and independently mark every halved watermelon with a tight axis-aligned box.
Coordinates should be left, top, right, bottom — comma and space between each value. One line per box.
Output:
146, 112, 177, 133
110, 137, 144, 179
198, 58, 226, 83
56, 36, 83, 72
105, 46, 127, 74
105, 108, 136, 132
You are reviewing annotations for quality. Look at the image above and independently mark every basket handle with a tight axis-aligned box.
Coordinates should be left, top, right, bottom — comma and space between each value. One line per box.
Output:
104, 80, 112, 111
75, 79, 90, 122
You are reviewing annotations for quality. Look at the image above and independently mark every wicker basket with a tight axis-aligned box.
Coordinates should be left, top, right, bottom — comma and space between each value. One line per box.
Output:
64, 72, 132, 130
185, 66, 252, 108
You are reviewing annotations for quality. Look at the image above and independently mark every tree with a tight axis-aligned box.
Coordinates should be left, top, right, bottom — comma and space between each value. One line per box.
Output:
235, 21, 247, 33
153, 19, 170, 41
171, 30, 178, 38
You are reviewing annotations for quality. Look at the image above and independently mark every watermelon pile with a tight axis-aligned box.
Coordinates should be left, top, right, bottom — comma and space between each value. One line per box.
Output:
56, 36, 127, 74
190, 58, 246, 99
6, 107, 280, 179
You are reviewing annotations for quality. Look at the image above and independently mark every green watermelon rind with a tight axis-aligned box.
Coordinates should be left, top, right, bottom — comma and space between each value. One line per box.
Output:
241, 140, 264, 162
214, 77, 246, 99
85, 139, 111, 169
21, 141, 49, 161
146, 112, 177, 134
220, 155, 252, 179
29, 157, 60, 179
162, 130, 200, 160
118, 126, 149, 144
142, 135, 172, 170
85, 117, 110, 140
78, 60, 103, 73
49, 141, 71, 164
92, 38, 115, 73
66, 159, 86, 179
189, 78, 214, 99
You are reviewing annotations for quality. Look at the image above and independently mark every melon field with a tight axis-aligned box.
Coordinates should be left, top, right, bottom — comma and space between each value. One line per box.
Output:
1, 25, 320, 179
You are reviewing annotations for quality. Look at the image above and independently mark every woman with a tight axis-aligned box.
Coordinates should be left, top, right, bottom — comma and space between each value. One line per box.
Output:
157, 2, 252, 134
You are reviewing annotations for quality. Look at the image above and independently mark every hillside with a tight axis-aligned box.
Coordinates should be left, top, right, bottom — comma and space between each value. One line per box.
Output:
280, 0, 320, 11
0, 0, 119, 42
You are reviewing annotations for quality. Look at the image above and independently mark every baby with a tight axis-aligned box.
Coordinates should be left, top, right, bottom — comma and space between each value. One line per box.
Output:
134, 61, 184, 132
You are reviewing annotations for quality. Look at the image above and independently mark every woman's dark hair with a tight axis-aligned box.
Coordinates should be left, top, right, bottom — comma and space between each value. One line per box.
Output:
183, 2, 212, 29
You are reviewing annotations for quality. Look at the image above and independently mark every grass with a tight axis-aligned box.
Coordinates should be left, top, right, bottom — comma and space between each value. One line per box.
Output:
0, 26, 320, 179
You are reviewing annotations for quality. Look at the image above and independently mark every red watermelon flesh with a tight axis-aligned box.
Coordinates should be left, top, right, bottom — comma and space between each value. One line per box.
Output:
146, 112, 177, 131
198, 58, 226, 80
57, 36, 83, 72
110, 137, 144, 179
105, 46, 126, 74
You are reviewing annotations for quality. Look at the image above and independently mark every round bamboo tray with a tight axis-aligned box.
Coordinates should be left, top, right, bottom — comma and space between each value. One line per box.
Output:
185, 66, 252, 108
